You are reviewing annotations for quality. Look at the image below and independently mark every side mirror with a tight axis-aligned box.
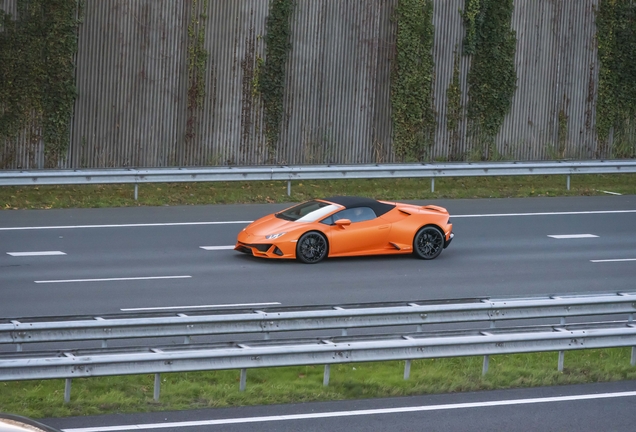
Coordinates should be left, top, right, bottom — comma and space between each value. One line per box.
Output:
335, 218, 351, 227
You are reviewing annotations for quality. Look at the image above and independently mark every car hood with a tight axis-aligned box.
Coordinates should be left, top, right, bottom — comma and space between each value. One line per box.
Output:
244, 214, 302, 237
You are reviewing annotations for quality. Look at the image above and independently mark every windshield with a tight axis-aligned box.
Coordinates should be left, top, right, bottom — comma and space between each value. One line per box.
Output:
276, 200, 340, 222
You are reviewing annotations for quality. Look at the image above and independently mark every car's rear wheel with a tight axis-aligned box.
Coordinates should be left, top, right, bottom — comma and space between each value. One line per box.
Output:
413, 226, 444, 260
296, 232, 328, 264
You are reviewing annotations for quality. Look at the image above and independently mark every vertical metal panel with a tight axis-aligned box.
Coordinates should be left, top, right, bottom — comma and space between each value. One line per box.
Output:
69, 0, 189, 168
203, 0, 268, 166
500, 0, 601, 160
280, 0, 395, 164
431, 0, 469, 161
0, 0, 627, 168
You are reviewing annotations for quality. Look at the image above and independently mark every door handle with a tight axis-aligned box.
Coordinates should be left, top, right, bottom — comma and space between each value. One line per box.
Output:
379, 225, 389, 230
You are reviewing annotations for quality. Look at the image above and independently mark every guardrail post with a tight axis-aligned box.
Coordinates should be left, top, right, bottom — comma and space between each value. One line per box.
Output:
323, 364, 330, 386
558, 351, 565, 371
404, 360, 411, 379
482, 355, 489, 375
154, 373, 160, 401
240, 368, 247, 391
431, 178, 435, 193
631, 347, 635, 366
64, 379, 71, 403
287, 181, 291, 196
566, 175, 570, 191
134, 183, 138, 201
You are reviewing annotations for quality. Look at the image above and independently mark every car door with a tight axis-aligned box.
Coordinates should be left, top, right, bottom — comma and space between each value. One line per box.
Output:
323, 207, 391, 255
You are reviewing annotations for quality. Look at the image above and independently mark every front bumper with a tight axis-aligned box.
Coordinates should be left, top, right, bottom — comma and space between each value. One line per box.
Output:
444, 232, 454, 249
235, 241, 287, 258
235, 230, 297, 259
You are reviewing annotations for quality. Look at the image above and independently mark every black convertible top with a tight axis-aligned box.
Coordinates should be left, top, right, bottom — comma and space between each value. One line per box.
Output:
322, 196, 395, 217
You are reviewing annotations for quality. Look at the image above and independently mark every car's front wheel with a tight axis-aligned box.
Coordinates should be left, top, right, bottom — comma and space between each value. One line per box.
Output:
413, 226, 444, 260
296, 232, 328, 264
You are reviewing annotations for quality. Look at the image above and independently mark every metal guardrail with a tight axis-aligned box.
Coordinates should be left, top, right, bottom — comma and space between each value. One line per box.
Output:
2, 292, 636, 350
2, 293, 636, 403
1, 321, 635, 402
1, 160, 635, 197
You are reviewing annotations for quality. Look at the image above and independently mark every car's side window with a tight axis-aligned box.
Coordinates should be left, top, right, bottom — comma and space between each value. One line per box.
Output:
323, 207, 376, 224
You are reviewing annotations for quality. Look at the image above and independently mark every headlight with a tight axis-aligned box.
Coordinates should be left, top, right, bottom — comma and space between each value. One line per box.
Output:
265, 232, 286, 240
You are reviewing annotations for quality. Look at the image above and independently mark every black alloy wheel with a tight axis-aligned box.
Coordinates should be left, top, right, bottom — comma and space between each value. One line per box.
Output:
296, 232, 328, 264
413, 226, 444, 260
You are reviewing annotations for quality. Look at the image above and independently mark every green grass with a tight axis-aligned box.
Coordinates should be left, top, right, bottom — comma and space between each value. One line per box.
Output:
1, 174, 635, 210
1, 349, 635, 418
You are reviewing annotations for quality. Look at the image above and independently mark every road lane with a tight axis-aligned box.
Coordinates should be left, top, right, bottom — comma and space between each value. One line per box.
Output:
1, 196, 635, 317
44, 381, 636, 432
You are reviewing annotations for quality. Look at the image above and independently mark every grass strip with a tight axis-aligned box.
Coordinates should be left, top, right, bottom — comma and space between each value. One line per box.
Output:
1, 349, 635, 418
1, 174, 635, 210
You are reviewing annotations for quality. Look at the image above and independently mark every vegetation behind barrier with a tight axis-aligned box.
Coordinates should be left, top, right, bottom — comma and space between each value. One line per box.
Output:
1, 1, 636, 168
595, 0, 636, 158
0, 0, 82, 167
391, 0, 436, 162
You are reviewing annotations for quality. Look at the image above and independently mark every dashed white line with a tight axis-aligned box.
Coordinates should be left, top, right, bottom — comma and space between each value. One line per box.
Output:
61, 390, 636, 432
200, 246, 235, 250
7, 251, 66, 256
34, 275, 192, 284
590, 258, 636, 263
120, 302, 282, 312
548, 234, 598, 239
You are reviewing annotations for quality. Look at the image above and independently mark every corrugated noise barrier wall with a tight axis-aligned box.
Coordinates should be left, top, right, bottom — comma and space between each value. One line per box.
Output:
0, 0, 634, 169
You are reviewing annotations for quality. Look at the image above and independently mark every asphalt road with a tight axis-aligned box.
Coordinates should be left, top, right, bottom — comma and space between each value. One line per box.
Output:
1, 196, 635, 318
44, 381, 636, 432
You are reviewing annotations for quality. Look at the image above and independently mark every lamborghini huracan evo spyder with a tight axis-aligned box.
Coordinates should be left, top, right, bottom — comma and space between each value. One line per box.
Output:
235, 196, 453, 264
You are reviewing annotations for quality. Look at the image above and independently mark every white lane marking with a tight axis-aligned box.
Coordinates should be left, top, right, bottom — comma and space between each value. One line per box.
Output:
120, 302, 282, 312
34, 275, 191, 284
0, 221, 254, 231
200, 246, 235, 250
548, 234, 599, 239
599, 190, 622, 196
2, 209, 636, 231
591, 258, 636, 263
61, 390, 636, 432
7, 251, 66, 256
452, 210, 636, 218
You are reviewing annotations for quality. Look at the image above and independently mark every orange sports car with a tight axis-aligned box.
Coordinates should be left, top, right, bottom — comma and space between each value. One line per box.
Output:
235, 196, 453, 263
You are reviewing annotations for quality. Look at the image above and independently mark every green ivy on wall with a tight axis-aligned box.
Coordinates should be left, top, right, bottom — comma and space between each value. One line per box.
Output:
260, 0, 294, 163
186, 0, 209, 143
595, 0, 636, 158
446, 46, 462, 161
391, 0, 436, 162
0, 0, 81, 167
462, 0, 517, 160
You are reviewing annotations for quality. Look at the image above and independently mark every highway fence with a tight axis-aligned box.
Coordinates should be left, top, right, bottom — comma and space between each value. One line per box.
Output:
1, 292, 636, 403
1, 160, 636, 199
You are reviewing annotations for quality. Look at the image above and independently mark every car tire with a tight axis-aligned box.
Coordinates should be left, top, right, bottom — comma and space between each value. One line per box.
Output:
413, 226, 444, 260
296, 231, 328, 264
